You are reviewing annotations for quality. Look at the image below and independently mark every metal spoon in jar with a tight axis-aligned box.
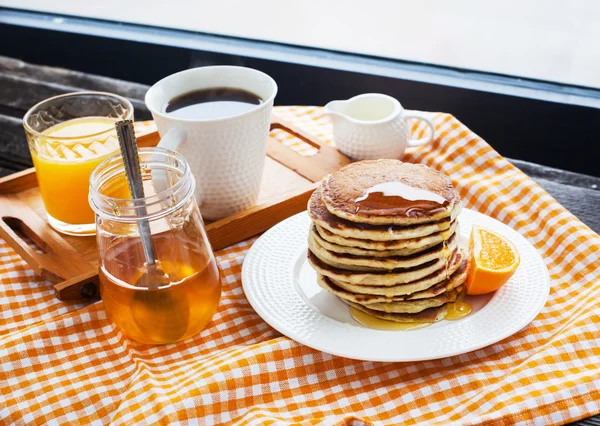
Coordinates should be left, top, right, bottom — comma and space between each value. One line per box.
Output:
115, 120, 170, 290
115, 121, 189, 344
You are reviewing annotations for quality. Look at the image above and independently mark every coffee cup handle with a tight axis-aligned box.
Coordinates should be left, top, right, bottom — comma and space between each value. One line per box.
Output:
404, 112, 436, 147
152, 128, 200, 201
157, 128, 184, 152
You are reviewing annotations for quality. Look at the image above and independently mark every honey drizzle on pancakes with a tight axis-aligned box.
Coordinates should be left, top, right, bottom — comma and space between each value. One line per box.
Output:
353, 181, 449, 217
354, 181, 454, 279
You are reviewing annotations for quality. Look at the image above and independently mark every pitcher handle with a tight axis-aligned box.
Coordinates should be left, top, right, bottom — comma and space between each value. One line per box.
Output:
404, 111, 436, 147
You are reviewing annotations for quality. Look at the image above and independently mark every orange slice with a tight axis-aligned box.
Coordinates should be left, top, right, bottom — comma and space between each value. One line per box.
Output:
466, 225, 520, 295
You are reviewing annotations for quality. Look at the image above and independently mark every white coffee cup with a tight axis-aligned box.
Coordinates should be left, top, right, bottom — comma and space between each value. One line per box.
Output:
145, 66, 277, 220
324, 93, 435, 160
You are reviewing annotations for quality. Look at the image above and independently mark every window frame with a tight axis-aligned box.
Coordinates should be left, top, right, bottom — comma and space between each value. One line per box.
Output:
2, 7, 600, 177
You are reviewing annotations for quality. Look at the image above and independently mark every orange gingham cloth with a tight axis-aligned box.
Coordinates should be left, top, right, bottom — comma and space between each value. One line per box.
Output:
1, 107, 599, 425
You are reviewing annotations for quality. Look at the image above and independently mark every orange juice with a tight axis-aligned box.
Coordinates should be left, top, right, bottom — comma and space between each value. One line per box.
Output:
31, 117, 120, 225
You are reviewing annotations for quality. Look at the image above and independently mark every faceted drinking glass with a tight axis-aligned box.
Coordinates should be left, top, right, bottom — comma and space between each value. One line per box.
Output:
23, 91, 133, 235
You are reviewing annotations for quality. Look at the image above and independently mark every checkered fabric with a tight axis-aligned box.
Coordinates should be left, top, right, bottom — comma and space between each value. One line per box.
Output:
1, 107, 599, 425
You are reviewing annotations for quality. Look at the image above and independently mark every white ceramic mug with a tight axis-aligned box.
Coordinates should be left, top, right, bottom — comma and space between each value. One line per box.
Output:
324, 93, 435, 160
145, 66, 277, 220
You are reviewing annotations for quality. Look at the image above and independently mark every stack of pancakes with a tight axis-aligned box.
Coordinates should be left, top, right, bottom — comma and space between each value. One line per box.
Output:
307, 160, 467, 323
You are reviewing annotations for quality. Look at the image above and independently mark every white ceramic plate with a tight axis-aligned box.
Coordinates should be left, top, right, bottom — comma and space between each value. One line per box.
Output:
242, 209, 549, 362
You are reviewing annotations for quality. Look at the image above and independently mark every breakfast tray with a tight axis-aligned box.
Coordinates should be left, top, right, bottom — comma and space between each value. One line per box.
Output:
0, 114, 349, 300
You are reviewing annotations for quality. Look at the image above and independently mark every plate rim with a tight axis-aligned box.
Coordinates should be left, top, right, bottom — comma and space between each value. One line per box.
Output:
242, 208, 550, 362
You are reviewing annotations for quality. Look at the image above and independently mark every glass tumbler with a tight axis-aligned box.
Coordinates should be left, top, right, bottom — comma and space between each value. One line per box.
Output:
89, 148, 222, 344
23, 91, 133, 236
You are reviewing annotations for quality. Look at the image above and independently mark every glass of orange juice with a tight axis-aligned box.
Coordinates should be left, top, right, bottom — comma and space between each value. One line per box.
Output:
23, 92, 133, 236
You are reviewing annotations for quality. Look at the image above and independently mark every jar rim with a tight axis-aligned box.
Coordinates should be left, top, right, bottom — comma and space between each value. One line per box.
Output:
89, 147, 195, 222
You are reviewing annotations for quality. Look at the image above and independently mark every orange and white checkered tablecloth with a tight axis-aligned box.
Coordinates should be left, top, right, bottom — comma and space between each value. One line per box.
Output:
1, 107, 599, 425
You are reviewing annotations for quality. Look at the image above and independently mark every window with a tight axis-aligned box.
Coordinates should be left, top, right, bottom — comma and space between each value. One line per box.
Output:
2, 2, 600, 176
6, 0, 600, 88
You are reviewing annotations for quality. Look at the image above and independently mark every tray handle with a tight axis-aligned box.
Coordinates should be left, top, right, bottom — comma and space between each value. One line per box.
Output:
0, 195, 98, 300
268, 114, 349, 183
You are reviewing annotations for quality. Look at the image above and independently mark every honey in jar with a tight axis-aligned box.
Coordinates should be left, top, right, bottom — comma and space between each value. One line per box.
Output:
90, 148, 221, 344
99, 232, 221, 344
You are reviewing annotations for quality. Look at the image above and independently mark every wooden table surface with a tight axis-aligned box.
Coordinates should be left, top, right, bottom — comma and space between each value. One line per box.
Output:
1, 55, 598, 426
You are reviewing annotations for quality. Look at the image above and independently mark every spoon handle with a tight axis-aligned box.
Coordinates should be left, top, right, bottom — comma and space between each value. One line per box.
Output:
115, 120, 157, 267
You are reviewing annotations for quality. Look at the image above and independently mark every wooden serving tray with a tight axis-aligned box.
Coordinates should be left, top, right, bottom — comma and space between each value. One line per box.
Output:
0, 114, 349, 300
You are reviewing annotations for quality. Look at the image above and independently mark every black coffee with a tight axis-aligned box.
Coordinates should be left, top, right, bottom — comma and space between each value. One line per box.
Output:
164, 87, 262, 119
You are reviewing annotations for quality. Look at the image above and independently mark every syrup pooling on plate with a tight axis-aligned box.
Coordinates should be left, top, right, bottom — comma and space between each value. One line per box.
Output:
446, 301, 472, 320
354, 181, 449, 217
350, 307, 431, 331
446, 286, 472, 320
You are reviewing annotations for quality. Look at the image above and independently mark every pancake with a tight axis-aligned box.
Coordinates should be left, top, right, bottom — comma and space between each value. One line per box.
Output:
317, 256, 467, 303
344, 300, 450, 323
326, 251, 465, 297
315, 221, 458, 252
309, 185, 458, 241
310, 222, 458, 257
359, 285, 463, 313
321, 160, 461, 225
328, 249, 466, 297
307, 249, 458, 286
308, 229, 457, 272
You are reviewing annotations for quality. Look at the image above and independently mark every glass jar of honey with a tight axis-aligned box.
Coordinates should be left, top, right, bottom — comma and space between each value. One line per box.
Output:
89, 148, 221, 344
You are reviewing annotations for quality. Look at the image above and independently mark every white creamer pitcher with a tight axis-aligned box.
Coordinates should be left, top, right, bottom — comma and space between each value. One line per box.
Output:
325, 93, 435, 160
